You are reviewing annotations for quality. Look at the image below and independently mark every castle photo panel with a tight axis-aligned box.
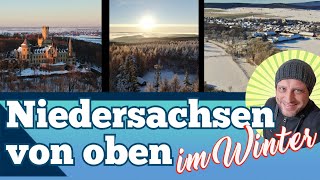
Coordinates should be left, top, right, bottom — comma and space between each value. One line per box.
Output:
0, 0, 102, 92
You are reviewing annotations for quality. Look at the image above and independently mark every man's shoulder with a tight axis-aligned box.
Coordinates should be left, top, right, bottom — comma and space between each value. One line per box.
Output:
304, 100, 320, 124
309, 100, 320, 111
302, 100, 320, 134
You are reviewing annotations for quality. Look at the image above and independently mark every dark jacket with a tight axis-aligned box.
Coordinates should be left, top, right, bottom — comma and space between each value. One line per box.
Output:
263, 97, 320, 146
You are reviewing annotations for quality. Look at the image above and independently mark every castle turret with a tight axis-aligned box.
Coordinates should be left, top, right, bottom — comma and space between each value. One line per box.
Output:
21, 38, 29, 48
68, 38, 73, 57
38, 34, 43, 47
21, 39, 30, 60
42, 26, 49, 40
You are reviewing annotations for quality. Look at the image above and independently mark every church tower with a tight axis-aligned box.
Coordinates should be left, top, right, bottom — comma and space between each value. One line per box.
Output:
68, 38, 73, 57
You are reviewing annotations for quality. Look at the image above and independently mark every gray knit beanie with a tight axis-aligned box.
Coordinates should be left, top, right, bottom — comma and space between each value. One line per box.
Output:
275, 59, 316, 95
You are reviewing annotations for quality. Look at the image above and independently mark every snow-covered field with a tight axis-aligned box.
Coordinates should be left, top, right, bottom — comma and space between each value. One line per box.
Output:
140, 70, 197, 92
18, 65, 90, 77
276, 38, 320, 56
204, 42, 252, 92
67, 35, 101, 44
19, 69, 69, 77
215, 7, 320, 22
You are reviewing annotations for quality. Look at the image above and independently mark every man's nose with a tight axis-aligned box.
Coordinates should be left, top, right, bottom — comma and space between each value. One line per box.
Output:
285, 91, 295, 102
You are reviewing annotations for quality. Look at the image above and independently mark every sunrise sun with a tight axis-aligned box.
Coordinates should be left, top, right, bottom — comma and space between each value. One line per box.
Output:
139, 15, 156, 31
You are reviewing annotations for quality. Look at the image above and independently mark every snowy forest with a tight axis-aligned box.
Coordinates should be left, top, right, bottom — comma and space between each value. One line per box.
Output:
0, 59, 101, 92
109, 39, 199, 92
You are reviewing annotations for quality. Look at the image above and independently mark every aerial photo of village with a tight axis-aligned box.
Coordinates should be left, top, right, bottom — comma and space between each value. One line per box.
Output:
0, 0, 102, 92
204, 0, 320, 92
110, 0, 199, 92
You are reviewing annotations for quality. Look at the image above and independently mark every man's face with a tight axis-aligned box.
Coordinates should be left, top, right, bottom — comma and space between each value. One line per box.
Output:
276, 79, 310, 117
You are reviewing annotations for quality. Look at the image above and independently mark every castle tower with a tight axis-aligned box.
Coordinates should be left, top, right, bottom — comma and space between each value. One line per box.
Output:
68, 38, 73, 57
37, 34, 43, 47
21, 39, 30, 60
42, 26, 49, 40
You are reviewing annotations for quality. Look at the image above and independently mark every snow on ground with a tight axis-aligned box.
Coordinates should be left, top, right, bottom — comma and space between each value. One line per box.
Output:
19, 67, 90, 77
234, 57, 257, 79
276, 38, 320, 56
139, 70, 197, 92
91, 65, 102, 73
221, 7, 320, 22
205, 41, 252, 92
19, 68, 69, 77
50, 62, 66, 66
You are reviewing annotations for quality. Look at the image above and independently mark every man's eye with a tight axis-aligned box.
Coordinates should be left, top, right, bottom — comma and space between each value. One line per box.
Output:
294, 89, 303, 94
278, 87, 286, 92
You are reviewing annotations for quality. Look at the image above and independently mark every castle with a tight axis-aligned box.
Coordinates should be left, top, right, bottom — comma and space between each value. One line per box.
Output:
13, 26, 76, 66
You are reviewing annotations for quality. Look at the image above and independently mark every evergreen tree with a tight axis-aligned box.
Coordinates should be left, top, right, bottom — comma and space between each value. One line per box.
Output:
153, 59, 162, 92
183, 71, 191, 86
170, 74, 181, 92
159, 78, 170, 92
116, 55, 139, 92
145, 83, 156, 92
192, 79, 199, 92
127, 55, 139, 92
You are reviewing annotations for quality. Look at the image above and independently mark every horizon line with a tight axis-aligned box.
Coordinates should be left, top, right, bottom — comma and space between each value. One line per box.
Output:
0, 26, 101, 28
204, 0, 319, 4
110, 24, 198, 27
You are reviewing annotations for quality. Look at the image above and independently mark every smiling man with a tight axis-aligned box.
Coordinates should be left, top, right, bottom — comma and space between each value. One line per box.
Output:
263, 59, 320, 145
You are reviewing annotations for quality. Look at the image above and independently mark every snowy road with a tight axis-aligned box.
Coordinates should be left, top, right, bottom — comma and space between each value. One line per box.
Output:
204, 42, 249, 92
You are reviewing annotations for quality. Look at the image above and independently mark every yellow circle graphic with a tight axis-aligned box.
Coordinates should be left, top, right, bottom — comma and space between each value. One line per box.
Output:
246, 50, 320, 134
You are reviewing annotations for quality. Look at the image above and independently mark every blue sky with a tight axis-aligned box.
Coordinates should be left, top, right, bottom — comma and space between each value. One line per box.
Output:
0, 0, 101, 27
110, 0, 198, 25
205, 0, 315, 3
